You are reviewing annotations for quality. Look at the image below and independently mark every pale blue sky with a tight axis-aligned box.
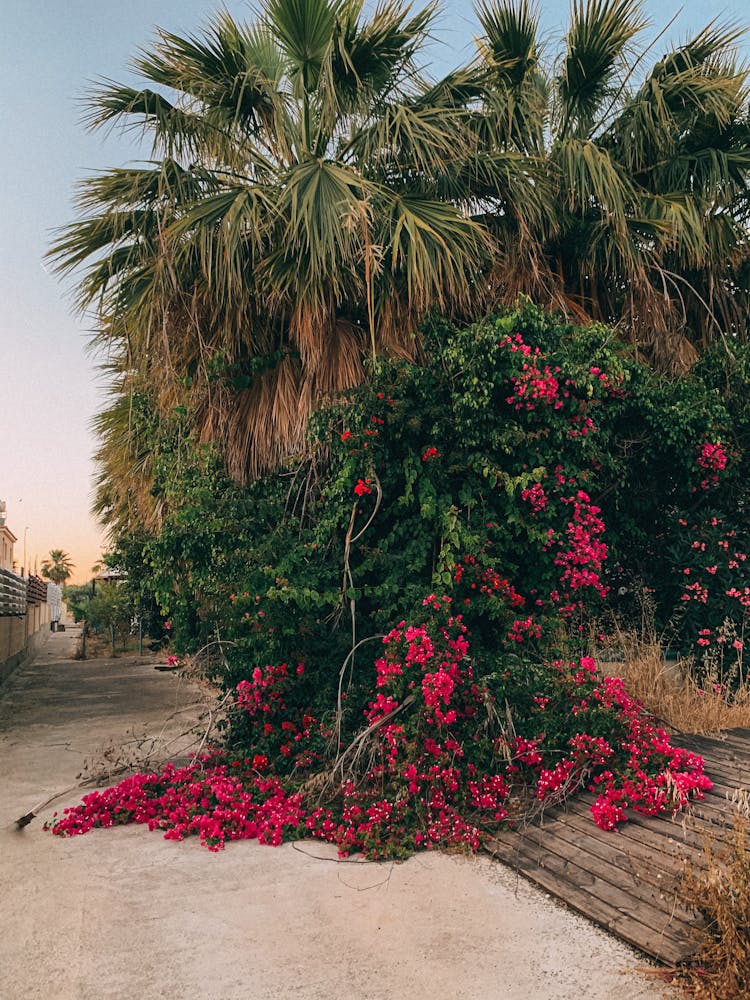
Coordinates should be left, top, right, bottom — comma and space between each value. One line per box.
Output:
0, 0, 747, 581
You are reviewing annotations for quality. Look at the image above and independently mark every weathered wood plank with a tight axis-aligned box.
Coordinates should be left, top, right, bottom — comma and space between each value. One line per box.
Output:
592, 799, 731, 852
523, 814, 689, 902
521, 796, 719, 861
681, 751, 750, 784
487, 834, 699, 965
499, 804, 686, 875
679, 732, 750, 768
684, 728, 750, 753
704, 768, 750, 789
683, 791, 746, 825
539, 809, 693, 877
487, 730, 750, 965
495, 819, 697, 932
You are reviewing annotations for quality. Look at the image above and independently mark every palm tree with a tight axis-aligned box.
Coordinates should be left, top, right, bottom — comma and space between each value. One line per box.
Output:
51, 0, 750, 532
469, 0, 750, 369
89, 366, 165, 533
51, 0, 541, 496
41, 550, 75, 587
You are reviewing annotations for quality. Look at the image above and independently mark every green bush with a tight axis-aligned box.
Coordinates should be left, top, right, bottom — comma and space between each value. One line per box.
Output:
111, 304, 750, 705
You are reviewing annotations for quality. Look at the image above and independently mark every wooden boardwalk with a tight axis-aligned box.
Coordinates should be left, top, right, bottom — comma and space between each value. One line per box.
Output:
487, 728, 750, 966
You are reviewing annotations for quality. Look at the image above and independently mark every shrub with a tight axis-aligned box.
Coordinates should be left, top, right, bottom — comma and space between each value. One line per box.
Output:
48, 593, 711, 854
677, 817, 750, 999
60, 302, 750, 857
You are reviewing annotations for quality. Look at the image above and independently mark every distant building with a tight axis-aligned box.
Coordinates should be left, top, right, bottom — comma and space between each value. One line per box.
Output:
0, 501, 54, 682
0, 501, 17, 572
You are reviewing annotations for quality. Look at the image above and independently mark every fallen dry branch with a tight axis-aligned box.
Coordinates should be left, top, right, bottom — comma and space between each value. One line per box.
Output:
327, 692, 416, 790
13, 678, 230, 831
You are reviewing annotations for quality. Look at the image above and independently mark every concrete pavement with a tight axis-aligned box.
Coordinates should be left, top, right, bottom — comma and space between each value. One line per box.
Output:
0, 628, 677, 1000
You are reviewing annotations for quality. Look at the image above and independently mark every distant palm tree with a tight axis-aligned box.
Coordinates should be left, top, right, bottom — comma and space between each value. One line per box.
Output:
41, 550, 75, 587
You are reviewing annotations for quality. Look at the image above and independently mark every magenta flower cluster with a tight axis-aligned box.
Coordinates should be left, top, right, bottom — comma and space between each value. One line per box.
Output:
47, 594, 711, 857
500, 334, 566, 412
697, 439, 728, 490
675, 513, 749, 655
45, 759, 305, 851
521, 482, 548, 512
553, 490, 608, 599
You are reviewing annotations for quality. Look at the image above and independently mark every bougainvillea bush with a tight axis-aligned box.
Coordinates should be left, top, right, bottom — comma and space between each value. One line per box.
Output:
48, 595, 711, 853
58, 303, 750, 854
126, 304, 750, 672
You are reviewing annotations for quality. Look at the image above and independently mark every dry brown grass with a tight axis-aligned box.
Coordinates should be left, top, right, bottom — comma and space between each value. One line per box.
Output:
603, 638, 750, 994
600, 639, 750, 734
674, 817, 750, 999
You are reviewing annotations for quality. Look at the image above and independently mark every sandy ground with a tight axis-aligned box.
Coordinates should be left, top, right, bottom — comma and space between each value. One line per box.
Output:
0, 627, 678, 1000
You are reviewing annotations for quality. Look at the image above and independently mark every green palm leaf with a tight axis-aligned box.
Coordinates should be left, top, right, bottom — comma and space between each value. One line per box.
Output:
557, 0, 648, 137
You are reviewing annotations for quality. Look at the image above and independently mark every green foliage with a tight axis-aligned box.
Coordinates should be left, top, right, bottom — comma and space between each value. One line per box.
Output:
63, 584, 94, 623
111, 303, 750, 710
85, 584, 135, 655
102, 532, 163, 641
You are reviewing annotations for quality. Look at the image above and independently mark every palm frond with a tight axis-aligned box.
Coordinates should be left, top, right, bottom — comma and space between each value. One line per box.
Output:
554, 138, 635, 222
475, 0, 541, 88
330, 0, 437, 103
382, 192, 493, 311
264, 0, 341, 90
346, 101, 472, 179
557, 0, 648, 137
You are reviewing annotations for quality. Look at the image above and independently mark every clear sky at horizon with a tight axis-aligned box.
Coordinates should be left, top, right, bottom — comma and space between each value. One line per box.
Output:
1, 0, 748, 584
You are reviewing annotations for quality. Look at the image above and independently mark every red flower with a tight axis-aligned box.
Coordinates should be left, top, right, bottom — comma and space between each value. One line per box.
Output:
340, 430, 353, 442
354, 478, 372, 496
421, 447, 440, 462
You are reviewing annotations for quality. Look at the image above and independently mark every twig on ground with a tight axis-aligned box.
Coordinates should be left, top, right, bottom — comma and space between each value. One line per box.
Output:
290, 842, 386, 865
14, 676, 232, 829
